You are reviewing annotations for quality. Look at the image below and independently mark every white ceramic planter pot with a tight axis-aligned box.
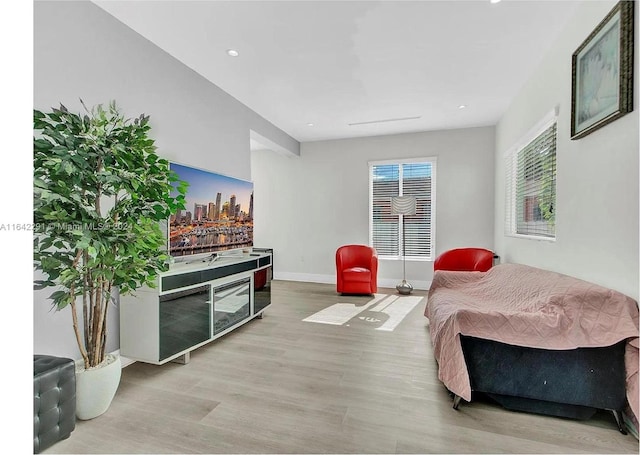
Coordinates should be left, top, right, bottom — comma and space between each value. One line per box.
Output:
75, 353, 122, 420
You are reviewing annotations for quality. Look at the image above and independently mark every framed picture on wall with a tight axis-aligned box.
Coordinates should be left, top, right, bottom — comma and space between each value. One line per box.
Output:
570, 1, 634, 140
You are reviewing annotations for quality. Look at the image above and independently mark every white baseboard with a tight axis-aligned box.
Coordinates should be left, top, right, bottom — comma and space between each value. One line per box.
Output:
274, 271, 335, 284
378, 278, 431, 291
273, 272, 431, 291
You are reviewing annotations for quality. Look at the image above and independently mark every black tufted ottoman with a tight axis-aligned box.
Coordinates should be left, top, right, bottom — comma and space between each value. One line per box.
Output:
34, 355, 76, 453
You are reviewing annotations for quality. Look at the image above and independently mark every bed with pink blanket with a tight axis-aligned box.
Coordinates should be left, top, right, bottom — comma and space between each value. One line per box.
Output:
425, 263, 639, 433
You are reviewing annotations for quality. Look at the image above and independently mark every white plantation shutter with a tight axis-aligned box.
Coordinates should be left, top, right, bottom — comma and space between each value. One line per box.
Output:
371, 164, 399, 256
505, 110, 557, 239
402, 162, 433, 257
370, 159, 436, 259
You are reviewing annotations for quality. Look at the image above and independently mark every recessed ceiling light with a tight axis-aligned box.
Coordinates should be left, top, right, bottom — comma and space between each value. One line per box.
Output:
307, 123, 314, 127
458, 104, 467, 109
226, 49, 239, 57
490, 0, 501, 4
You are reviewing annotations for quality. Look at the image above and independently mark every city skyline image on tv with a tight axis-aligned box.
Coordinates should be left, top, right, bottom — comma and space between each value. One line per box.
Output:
169, 162, 254, 257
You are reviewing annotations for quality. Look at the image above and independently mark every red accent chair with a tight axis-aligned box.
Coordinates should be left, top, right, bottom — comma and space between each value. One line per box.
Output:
336, 245, 378, 295
433, 247, 494, 272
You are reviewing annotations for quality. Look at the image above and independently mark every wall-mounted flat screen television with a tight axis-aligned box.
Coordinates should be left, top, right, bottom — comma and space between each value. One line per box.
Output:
169, 162, 254, 257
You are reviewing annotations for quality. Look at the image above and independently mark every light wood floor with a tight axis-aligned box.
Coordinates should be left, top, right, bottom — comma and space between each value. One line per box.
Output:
45, 280, 639, 454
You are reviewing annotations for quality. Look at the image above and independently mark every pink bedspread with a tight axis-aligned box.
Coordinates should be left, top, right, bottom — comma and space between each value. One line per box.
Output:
424, 263, 639, 420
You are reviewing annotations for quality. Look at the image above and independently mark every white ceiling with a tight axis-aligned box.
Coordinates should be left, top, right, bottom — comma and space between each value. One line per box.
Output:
93, 0, 579, 144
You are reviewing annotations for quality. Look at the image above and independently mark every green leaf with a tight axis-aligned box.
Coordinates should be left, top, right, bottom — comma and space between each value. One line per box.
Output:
34, 280, 52, 290
49, 290, 66, 301
34, 138, 53, 151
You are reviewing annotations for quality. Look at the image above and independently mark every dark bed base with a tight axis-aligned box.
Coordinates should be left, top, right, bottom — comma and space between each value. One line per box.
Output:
455, 335, 628, 433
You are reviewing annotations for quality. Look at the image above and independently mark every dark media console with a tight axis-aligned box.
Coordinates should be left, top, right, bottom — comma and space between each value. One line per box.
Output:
119, 250, 272, 364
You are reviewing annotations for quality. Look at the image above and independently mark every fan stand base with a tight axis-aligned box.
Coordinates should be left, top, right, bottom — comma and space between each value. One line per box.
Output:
396, 280, 413, 295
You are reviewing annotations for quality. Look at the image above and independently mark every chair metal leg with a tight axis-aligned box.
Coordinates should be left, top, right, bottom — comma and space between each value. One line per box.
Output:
611, 410, 628, 435
452, 394, 462, 410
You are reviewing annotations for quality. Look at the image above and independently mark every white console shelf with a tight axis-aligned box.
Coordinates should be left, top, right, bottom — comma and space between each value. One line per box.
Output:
120, 250, 272, 364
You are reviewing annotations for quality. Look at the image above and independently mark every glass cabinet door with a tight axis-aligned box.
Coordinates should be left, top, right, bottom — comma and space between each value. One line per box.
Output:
213, 278, 251, 335
254, 266, 272, 314
159, 285, 211, 361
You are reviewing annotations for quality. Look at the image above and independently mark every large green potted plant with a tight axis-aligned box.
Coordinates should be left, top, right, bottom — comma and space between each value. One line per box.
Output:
33, 101, 187, 419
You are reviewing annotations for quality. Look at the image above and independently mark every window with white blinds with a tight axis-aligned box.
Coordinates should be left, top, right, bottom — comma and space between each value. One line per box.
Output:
505, 111, 557, 239
369, 159, 436, 259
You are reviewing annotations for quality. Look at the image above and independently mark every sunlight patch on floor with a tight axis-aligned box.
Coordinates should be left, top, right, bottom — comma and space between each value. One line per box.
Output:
302, 294, 423, 331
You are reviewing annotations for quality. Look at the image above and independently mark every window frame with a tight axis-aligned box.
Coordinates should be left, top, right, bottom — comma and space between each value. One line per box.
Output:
504, 108, 558, 241
368, 157, 437, 261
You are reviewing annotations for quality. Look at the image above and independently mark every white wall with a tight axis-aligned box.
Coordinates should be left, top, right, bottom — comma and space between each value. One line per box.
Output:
33, 1, 298, 360
494, 0, 639, 300
252, 126, 495, 289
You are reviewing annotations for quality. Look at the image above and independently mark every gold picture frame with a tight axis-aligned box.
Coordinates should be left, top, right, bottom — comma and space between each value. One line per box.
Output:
571, 1, 634, 140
